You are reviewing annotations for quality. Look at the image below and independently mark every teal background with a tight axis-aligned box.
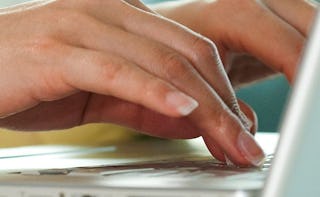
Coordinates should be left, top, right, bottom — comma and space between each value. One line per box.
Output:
144, 0, 292, 132
236, 76, 290, 132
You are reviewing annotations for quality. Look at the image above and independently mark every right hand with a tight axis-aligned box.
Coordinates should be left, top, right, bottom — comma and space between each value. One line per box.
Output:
153, 0, 317, 87
0, 0, 264, 166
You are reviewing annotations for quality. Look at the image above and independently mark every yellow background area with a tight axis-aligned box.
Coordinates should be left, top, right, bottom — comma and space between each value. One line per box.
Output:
0, 124, 139, 148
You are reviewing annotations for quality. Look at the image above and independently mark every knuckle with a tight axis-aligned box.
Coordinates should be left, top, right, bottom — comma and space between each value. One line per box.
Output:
97, 58, 125, 84
161, 52, 191, 81
192, 36, 227, 72
145, 79, 170, 98
192, 36, 219, 62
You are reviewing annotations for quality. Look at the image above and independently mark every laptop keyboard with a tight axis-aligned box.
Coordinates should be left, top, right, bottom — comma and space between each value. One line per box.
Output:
1, 154, 274, 197
25, 154, 273, 180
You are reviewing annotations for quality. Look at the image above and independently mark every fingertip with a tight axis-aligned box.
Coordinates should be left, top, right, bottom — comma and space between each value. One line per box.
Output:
203, 110, 264, 167
237, 131, 265, 167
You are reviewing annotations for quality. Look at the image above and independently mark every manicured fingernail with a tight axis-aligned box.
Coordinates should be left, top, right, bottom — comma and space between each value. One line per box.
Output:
166, 91, 199, 116
237, 131, 265, 167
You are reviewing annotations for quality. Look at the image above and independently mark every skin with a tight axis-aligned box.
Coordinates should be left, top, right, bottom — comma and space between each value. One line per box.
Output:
0, 0, 315, 166
154, 0, 317, 85
154, 0, 317, 161
0, 0, 263, 166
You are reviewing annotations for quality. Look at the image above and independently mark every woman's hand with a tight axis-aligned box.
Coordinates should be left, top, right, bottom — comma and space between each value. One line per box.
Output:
154, 0, 317, 86
0, 0, 264, 166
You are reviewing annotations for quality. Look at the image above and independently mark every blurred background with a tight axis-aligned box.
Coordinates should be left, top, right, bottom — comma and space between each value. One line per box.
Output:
0, 0, 294, 146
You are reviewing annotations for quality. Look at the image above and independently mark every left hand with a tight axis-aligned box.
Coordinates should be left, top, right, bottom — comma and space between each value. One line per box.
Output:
154, 0, 317, 87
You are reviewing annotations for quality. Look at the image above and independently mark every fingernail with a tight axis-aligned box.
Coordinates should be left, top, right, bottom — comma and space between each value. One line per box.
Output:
166, 91, 199, 116
237, 131, 265, 167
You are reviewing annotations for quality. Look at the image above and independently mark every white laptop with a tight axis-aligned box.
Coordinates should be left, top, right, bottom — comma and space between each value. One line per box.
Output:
0, 8, 319, 197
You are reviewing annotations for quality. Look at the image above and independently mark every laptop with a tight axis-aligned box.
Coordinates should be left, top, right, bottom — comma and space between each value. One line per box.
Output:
0, 9, 319, 197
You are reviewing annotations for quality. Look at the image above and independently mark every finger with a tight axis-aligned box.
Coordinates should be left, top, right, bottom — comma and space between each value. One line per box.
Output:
0, 91, 200, 139
60, 4, 264, 166
238, 100, 258, 135
82, 94, 226, 162
79, 0, 251, 129
199, 108, 265, 167
116, 7, 256, 133
263, 0, 317, 36
60, 46, 199, 118
204, 100, 258, 162
228, 3, 305, 82
86, 95, 256, 163
0, 92, 192, 138
73, 10, 263, 166
82, 94, 200, 139
0, 92, 89, 131
202, 136, 226, 162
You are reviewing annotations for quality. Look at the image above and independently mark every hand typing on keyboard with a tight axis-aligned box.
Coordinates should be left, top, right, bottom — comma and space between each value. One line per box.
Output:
0, 0, 314, 167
